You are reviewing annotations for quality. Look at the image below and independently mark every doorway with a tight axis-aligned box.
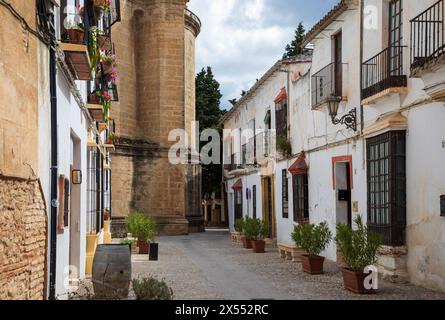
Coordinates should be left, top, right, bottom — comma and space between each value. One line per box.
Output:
262, 176, 276, 239
69, 135, 81, 279
334, 161, 352, 228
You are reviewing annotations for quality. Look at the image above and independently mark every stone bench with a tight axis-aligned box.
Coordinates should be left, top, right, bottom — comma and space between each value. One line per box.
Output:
277, 243, 306, 262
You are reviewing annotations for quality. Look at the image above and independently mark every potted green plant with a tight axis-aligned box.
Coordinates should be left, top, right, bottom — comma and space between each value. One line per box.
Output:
125, 213, 155, 255
233, 218, 244, 242
131, 277, 173, 300
291, 221, 332, 274
240, 217, 253, 249
335, 215, 382, 294
244, 218, 269, 253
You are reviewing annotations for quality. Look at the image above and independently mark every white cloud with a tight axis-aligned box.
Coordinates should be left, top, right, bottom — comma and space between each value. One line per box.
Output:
188, 0, 294, 109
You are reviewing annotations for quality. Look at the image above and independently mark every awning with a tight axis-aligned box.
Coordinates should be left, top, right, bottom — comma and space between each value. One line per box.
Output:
232, 179, 243, 190
288, 152, 309, 175
274, 87, 287, 104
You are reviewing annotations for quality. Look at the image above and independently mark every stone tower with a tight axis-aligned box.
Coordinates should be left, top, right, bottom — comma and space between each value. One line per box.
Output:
110, 0, 203, 235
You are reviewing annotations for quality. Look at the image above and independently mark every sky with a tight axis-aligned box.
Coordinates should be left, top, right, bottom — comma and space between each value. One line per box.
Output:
188, 0, 340, 110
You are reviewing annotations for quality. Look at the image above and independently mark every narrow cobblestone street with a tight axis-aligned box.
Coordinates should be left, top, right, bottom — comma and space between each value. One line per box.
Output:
131, 231, 445, 300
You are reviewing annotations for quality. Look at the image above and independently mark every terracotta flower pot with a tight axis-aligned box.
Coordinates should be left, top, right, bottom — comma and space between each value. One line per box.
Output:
67, 29, 84, 44
102, 61, 113, 74
88, 92, 101, 104
241, 236, 252, 249
251, 240, 266, 253
137, 240, 149, 255
341, 268, 376, 294
300, 255, 325, 275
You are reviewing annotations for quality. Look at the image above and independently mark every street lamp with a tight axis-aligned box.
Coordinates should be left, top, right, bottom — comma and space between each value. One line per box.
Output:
327, 95, 357, 131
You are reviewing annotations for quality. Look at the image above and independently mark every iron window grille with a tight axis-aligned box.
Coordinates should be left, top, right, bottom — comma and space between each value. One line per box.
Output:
253, 185, 257, 219
293, 174, 309, 224
282, 170, 289, 219
366, 131, 406, 246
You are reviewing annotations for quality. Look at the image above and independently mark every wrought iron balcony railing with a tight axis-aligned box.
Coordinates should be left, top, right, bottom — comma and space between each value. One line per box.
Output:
311, 62, 344, 108
410, 0, 444, 71
255, 131, 275, 162
362, 46, 407, 100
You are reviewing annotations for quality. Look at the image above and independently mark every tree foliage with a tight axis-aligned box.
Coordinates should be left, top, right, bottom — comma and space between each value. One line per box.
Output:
196, 67, 224, 197
283, 22, 310, 58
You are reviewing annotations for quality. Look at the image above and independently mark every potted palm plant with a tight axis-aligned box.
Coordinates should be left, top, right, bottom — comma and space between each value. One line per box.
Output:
244, 218, 269, 253
291, 221, 332, 274
335, 215, 382, 294
125, 213, 155, 255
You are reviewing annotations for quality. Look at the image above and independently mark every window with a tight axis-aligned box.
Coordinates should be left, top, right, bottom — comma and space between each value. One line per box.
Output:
293, 174, 309, 223
367, 131, 406, 246
282, 170, 289, 218
252, 185, 257, 219
389, 0, 403, 76
234, 190, 243, 221
275, 100, 288, 138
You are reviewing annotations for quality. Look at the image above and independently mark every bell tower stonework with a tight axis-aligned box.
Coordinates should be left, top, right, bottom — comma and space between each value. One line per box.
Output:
110, 0, 203, 236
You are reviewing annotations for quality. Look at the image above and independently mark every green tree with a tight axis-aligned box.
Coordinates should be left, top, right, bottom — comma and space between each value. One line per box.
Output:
283, 22, 309, 58
196, 67, 224, 198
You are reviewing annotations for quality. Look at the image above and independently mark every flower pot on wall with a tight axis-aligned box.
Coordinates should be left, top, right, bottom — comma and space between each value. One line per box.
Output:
251, 240, 266, 253
149, 243, 159, 261
300, 255, 325, 275
341, 268, 376, 294
241, 236, 252, 249
137, 240, 149, 255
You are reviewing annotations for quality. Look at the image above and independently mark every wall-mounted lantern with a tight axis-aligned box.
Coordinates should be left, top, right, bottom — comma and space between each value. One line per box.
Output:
327, 95, 357, 131
71, 169, 83, 185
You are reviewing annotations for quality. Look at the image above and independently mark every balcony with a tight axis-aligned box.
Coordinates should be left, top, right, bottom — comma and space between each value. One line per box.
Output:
410, 0, 444, 74
225, 153, 241, 172
362, 46, 407, 103
311, 62, 344, 109
255, 131, 274, 163
410, 0, 445, 101
87, 104, 105, 122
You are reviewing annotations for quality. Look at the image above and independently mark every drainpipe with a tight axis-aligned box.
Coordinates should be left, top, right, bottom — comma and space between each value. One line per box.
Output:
48, 12, 58, 300
360, 0, 364, 133
360, 0, 365, 171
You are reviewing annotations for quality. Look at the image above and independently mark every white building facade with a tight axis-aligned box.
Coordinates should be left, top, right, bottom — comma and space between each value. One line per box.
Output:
36, 0, 119, 298
222, 0, 445, 292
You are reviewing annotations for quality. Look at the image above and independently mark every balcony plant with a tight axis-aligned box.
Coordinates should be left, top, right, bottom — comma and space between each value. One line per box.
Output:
335, 215, 382, 294
101, 91, 112, 121
291, 221, 332, 274
93, 0, 112, 18
132, 277, 173, 300
66, 22, 84, 45
125, 213, 156, 255
244, 218, 269, 253
240, 217, 253, 249
276, 135, 292, 157
89, 27, 100, 72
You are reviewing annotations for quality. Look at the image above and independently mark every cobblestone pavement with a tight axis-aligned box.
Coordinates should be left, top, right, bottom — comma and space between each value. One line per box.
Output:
131, 231, 445, 300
